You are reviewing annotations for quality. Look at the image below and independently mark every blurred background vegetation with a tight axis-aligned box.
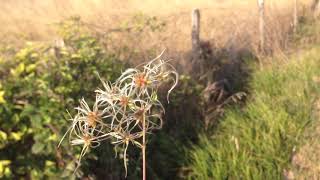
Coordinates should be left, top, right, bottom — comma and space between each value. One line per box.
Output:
1, 0, 320, 179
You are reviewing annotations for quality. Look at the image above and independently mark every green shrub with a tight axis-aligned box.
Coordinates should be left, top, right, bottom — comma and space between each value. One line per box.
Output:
0, 17, 124, 179
187, 47, 320, 179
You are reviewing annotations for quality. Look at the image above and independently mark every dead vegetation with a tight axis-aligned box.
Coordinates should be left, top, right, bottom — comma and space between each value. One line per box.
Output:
0, 0, 313, 62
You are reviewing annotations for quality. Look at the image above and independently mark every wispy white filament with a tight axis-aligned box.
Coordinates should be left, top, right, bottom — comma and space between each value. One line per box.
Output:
59, 52, 178, 175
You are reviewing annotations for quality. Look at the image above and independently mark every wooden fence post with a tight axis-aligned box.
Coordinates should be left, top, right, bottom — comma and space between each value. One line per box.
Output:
312, 0, 320, 18
293, 0, 298, 33
191, 9, 201, 60
258, 0, 265, 53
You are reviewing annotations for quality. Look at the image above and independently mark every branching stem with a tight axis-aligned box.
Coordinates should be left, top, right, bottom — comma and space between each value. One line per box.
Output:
142, 113, 146, 180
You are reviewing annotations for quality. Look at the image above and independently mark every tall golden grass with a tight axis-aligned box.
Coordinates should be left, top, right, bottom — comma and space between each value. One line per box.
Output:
0, 0, 314, 63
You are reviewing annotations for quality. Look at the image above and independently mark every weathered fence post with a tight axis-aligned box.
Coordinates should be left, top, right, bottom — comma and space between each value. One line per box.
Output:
191, 9, 201, 59
258, 0, 265, 53
191, 9, 203, 75
312, 0, 320, 18
293, 0, 298, 33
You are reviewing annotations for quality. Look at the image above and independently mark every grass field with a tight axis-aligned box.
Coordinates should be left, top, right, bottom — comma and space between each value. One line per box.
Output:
0, 0, 313, 59
187, 46, 320, 179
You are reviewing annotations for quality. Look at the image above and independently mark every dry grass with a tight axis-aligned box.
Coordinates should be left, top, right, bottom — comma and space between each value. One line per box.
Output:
0, 0, 314, 64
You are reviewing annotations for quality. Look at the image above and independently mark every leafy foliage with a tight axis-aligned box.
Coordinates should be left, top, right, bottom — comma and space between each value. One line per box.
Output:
0, 17, 124, 179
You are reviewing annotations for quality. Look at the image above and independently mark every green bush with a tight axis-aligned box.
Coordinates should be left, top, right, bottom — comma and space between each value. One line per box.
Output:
0, 17, 124, 179
187, 47, 320, 179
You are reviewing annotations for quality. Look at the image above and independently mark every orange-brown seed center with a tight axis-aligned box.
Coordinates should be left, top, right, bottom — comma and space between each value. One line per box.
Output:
119, 96, 129, 107
134, 108, 145, 121
83, 135, 91, 145
134, 74, 147, 87
87, 112, 99, 127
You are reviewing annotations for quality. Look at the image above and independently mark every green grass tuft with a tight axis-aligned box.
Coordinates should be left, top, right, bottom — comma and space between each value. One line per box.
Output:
187, 47, 320, 179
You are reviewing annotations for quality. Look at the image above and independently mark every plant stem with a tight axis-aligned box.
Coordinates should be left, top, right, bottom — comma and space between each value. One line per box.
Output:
142, 113, 146, 180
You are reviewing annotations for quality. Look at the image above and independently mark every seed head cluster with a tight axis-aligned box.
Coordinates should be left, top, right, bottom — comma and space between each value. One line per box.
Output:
59, 53, 178, 174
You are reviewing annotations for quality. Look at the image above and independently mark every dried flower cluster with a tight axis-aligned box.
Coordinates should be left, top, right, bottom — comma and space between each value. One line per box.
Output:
59, 53, 178, 175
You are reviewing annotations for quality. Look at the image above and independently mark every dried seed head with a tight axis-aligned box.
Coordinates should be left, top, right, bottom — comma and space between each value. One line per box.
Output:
119, 96, 129, 107
134, 73, 148, 87
83, 135, 92, 146
87, 111, 100, 128
134, 108, 145, 121
60, 51, 178, 176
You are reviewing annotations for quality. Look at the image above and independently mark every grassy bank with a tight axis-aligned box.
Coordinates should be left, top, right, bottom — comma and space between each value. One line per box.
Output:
187, 46, 320, 179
